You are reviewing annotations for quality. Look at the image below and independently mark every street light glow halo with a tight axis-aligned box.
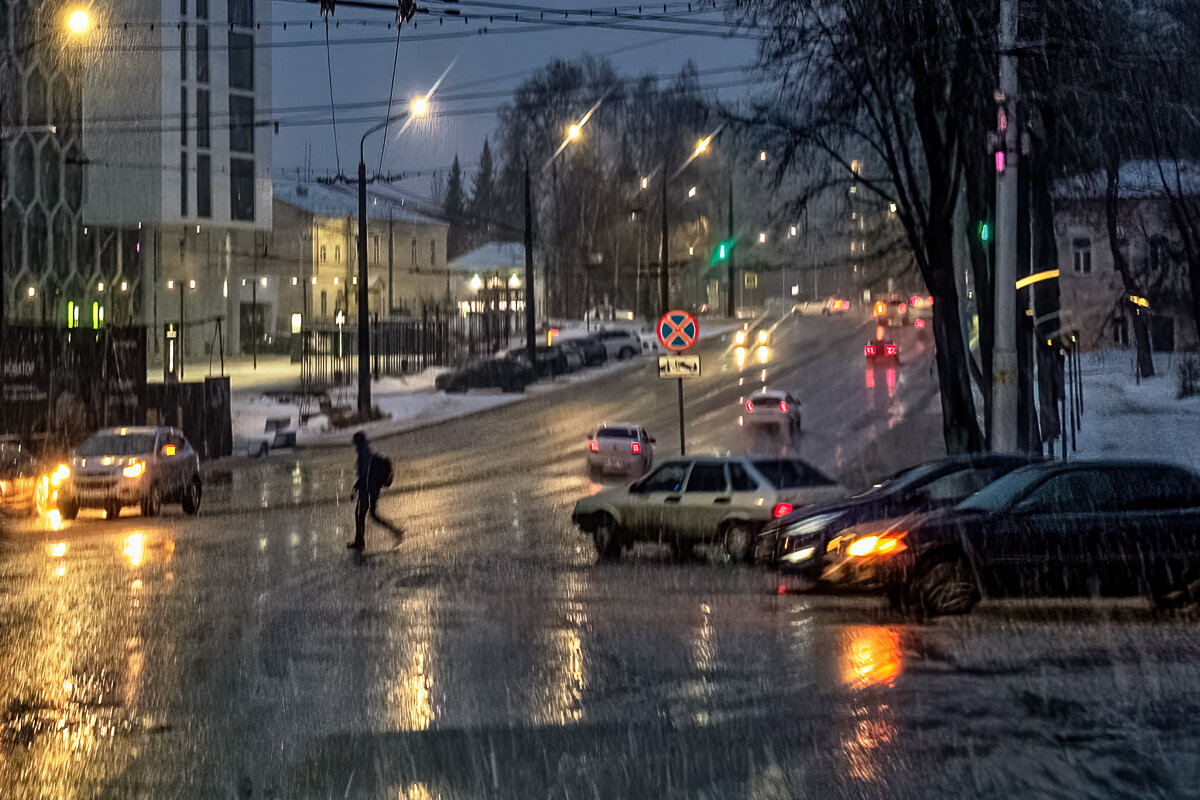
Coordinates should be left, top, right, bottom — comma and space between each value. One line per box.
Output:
67, 9, 90, 34
567, 123, 581, 140
410, 95, 429, 116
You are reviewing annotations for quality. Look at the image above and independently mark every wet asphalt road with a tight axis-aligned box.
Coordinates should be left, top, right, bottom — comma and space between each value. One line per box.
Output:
2, 314, 1198, 799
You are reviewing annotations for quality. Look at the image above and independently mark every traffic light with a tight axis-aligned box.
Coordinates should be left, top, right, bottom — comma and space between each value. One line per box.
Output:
711, 238, 736, 265
978, 222, 990, 242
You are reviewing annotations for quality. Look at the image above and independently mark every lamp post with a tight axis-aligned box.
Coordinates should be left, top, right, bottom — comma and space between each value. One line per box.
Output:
356, 95, 427, 417
0, 9, 90, 433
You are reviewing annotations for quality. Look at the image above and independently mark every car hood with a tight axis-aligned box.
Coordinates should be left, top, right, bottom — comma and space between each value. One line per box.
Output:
71, 454, 147, 471
573, 485, 631, 514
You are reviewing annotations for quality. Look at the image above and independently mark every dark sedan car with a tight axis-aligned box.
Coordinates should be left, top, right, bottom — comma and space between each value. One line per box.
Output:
435, 357, 534, 393
849, 460, 1200, 616
758, 453, 1044, 572
571, 335, 609, 367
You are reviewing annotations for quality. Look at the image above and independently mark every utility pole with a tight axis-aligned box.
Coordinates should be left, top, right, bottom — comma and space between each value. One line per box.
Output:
523, 160, 537, 375
992, 0, 1020, 452
356, 151, 371, 417
725, 172, 735, 317
659, 155, 670, 315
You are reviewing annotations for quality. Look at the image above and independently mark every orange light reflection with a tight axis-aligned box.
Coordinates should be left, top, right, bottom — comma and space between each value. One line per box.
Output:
840, 626, 902, 689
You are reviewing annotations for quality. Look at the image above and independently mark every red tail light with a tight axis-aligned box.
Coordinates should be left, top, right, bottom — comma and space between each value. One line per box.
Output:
631, 441, 641, 454
745, 400, 755, 413
884, 344, 898, 356
779, 401, 789, 413
898, 303, 908, 313
914, 318, 925, 329
773, 503, 793, 518
910, 296, 920, 306
588, 440, 599, 452
864, 344, 877, 356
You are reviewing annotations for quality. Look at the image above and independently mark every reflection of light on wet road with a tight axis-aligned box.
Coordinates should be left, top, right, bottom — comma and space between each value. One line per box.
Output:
387, 595, 437, 731
533, 573, 588, 726
735, 347, 746, 368
886, 368, 897, 397
757, 345, 770, 363
47, 541, 68, 558
840, 626, 902, 688
865, 368, 875, 389
123, 532, 145, 567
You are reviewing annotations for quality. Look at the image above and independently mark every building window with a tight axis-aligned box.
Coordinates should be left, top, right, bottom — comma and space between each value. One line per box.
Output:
430, 240, 437, 267
229, 95, 254, 153
180, 23, 187, 79
197, 0, 208, 18
230, 157, 254, 221
196, 24, 209, 83
197, 153, 211, 217
335, 245, 341, 262
372, 235, 379, 263
228, 32, 254, 91
228, 0, 252, 27
1072, 237, 1092, 274
180, 152, 189, 216
744, 272, 757, 289
181, 0, 187, 14
180, 87, 188, 145
411, 238, 418, 271
320, 244, 327, 263
196, 89, 210, 148
321, 290, 327, 317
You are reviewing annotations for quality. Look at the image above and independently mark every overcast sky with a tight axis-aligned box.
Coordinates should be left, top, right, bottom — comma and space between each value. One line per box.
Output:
270, 0, 760, 197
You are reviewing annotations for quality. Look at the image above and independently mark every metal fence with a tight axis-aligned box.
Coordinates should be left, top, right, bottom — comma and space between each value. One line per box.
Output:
299, 306, 516, 395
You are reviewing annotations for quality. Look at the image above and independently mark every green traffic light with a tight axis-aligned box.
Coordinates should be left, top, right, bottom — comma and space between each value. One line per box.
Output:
979, 222, 990, 242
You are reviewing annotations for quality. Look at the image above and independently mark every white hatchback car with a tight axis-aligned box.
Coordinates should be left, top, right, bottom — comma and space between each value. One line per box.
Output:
587, 423, 654, 476
742, 390, 802, 436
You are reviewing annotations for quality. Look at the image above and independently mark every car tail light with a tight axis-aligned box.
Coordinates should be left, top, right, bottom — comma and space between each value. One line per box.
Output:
914, 318, 926, 329
745, 400, 755, 413
588, 440, 599, 452
910, 296, 920, 306
899, 303, 908, 313
864, 344, 876, 356
631, 441, 641, 454
773, 503, 793, 518
779, 401, 788, 413
884, 344, 898, 356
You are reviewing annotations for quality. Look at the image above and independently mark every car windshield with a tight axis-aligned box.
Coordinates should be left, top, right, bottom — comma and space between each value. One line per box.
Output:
78, 433, 156, 456
956, 468, 1043, 512
853, 462, 943, 497
751, 459, 837, 488
596, 428, 635, 439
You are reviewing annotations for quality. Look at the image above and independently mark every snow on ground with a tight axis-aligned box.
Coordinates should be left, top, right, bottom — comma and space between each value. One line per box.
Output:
1074, 349, 1200, 471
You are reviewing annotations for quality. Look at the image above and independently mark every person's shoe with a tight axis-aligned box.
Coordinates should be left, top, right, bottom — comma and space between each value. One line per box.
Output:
346, 541, 364, 550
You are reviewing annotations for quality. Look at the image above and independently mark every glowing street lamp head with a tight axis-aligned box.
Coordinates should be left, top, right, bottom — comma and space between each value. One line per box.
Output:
640, 177, 649, 190
67, 9, 90, 34
694, 137, 711, 156
567, 123, 581, 141
410, 95, 429, 116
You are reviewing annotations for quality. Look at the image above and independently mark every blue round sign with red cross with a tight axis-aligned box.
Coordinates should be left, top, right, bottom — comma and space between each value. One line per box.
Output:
657, 310, 700, 352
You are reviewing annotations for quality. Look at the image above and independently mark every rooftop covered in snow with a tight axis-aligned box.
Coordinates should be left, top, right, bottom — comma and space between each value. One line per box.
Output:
447, 242, 526, 274
273, 180, 447, 227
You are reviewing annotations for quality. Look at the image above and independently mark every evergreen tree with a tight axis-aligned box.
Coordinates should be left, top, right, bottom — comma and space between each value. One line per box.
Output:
469, 138, 495, 247
444, 155, 468, 258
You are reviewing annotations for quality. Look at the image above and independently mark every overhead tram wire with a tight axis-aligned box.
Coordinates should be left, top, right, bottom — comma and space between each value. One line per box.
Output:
323, 12, 342, 174
377, 18, 404, 175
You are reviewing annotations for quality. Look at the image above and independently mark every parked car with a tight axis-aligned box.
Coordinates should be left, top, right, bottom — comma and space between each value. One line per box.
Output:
872, 296, 909, 327
435, 358, 534, 393
586, 423, 655, 476
593, 329, 642, 360
760, 453, 1046, 572
843, 460, 1200, 616
572, 456, 844, 561
557, 340, 586, 372
0, 439, 40, 517
572, 335, 609, 367
741, 390, 801, 437
56, 426, 202, 520
506, 345, 572, 376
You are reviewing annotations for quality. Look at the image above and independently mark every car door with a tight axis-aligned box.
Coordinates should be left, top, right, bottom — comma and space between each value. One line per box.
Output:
159, 430, 186, 497
1109, 466, 1200, 594
678, 461, 731, 540
1005, 469, 1120, 596
624, 460, 691, 538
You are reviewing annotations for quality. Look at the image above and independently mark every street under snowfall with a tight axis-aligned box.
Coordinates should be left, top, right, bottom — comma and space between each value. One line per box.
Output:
2, 314, 1198, 799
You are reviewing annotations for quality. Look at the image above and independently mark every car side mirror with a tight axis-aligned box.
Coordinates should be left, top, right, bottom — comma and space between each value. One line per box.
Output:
649, 437, 657, 444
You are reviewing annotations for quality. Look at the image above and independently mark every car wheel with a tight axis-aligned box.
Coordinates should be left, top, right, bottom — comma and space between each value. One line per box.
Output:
182, 476, 202, 515
618, 346, 636, 360
59, 498, 79, 521
912, 554, 979, 616
723, 522, 755, 564
104, 502, 121, 521
592, 517, 622, 561
141, 483, 162, 518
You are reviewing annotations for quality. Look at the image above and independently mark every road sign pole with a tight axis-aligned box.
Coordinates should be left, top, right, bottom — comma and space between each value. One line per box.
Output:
677, 377, 686, 456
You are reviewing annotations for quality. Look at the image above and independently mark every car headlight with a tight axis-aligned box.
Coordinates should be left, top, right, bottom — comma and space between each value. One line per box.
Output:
847, 532, 908, 557
781, 546, 816, 563
734, 330, 747, 345
757, 329, 769, 344
50, 463, 70, 486
785, 512, 843, 538
123, 461, 146, 479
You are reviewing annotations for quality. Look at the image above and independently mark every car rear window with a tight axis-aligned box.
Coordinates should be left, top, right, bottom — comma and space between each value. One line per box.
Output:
752, 459, 837, 488
597, 428, 635, 439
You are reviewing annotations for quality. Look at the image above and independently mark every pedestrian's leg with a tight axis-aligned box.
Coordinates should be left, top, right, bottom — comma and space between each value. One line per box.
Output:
350, 493, 367, 548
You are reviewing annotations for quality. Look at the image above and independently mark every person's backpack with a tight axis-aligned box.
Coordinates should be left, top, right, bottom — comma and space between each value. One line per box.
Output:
369, 454, 394, 491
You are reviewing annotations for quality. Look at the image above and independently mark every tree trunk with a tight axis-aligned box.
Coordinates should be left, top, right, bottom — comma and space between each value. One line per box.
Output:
962, 146, 994, 440
925, 217, 986, 454
1105, 163, 1155, 377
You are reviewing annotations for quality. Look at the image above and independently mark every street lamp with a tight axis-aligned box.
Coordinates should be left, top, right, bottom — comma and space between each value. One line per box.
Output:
356, 96, 428, 417
167, 279, 195, 379
567, 123, 582, 141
